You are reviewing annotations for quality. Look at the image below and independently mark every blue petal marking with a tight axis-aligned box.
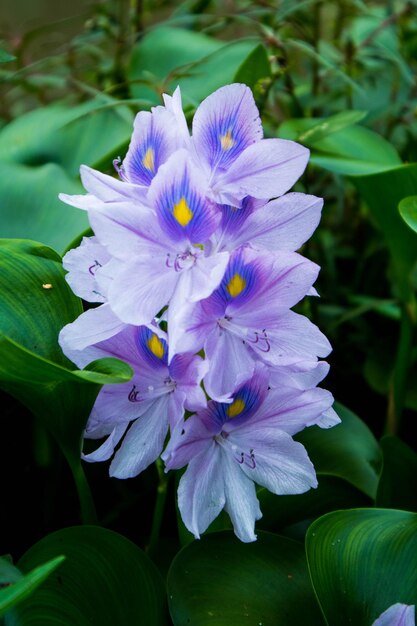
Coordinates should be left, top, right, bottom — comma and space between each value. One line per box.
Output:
135, 326, 168, 367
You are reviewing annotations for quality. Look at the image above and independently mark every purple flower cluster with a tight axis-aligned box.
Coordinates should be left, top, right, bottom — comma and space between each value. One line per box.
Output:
59, 84, 339, 542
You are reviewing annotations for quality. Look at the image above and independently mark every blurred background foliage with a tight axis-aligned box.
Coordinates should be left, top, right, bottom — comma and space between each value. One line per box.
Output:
1, 1, 417, 622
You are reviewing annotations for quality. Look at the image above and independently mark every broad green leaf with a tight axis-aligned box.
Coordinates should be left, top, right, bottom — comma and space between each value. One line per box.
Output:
233, 44, 271, 91
259, 476, 371, 532
0, 99, 133, 176
352, 164, 417, 302
0, 162, 87, 253
306, 509, 417, 625
0, 49, 15, 63
297, 111, 367, 146
0, 557, 64, 619
0, 560, 22, 586
167, 531, 324, 626
0, 240, 132, 520
376, 436, 417, 512
128, 26, 259, 106
296, 403, 382, 499
279, 119, 401, 175
5, 527, 167, 625
399, 195, 417, 234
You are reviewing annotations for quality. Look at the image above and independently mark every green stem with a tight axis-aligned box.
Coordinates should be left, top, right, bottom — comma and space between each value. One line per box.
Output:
66, 453, 98, 524
387, 300, 416, 434
146, 459, 169, 556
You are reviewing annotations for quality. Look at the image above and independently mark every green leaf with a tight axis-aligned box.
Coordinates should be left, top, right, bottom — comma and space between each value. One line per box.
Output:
306, 509, 417, 625
167, 531, 324, 626
0, 162, 88, 253
297, 111, 367, 146
233, 44, 271, 91
0, 49, 15, 63
398, 195, 417, 235
279, 119, 401, 175
1, 557, 65, 619
5, 527, 167, 625
128, 26, 259, 106
0, 240, 132, 521
376, 436, 417, 512
259, 476, 371, 532
0, 560, 22, 586
296, 403, 382, 499
352, 164, 417, 302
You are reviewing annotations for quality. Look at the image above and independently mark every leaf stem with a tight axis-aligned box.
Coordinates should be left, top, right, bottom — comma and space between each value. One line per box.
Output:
146, 460, 169, 556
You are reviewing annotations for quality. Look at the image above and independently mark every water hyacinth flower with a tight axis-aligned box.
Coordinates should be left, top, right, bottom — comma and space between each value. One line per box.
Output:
169, 246, 331, 400
372, 604, 415, 626
163, 364, 335, 542
58, 81, 338, 544
63, 324, 207, 478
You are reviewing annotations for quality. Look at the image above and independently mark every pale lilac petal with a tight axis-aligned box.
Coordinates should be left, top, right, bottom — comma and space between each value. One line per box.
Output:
177, 443, 226, 539
231, 193, 323, 252
221, 449, 261, 543
162, 413, 213, 470
58, 192, 106, 211
249, 386, 335, 436
122, 107, 181, 186
268, 360, 330, 390
372, 604, 415, 626
63, 237, 111, 303
147, 150, 220, 244
162, 86, 190, 148
203, 328, 255, 402
315, 406, 341, 429
192, 83, 262, 176
213, 138, 309, 204
108, 257, 178, 326
228, 427, 317, 495
109, 396, 170, 478
59, 303, 126, 355
82, 423, 127, 463
169, 352, 208, 412
80, 164, 147, 202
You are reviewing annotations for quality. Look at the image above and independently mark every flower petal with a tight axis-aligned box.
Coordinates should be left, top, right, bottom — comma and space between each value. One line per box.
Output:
62, 237, 111, 303
80, 164, 147, 202
109, 396, 170, 478
213, 138, 309, 204
229, 427, 318, 495
177, 443, 226, 539
221, 449, 261, 542
59, 303, 126, 355
82, 423, 128, 463
372, 604, 415, 626
192, 83, 262, 176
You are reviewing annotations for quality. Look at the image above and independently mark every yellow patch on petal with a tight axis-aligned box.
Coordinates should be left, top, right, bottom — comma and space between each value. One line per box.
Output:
147, 334, 164, 359
173, 197, 193, 226
142, 147, 155, 172
220, 129, 234, 151
227, 398, 245, 418
226, 273, 246, 298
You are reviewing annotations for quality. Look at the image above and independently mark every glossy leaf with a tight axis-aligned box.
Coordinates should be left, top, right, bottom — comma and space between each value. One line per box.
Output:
5, 527, 167, 625
0, 100, 132, 251
168, 531, 324, 626
128, 26, 258, 105
233, 44, 271, 91
376, 436, 417, 512
306, 509, 417, 625
352, 164, 417, 302
398, 195, 417, 235
0, 240, 132, 520
259, 476, 371, 532
279, 118, 401, 175
295, 403, 382, 499
0, 557, 65, 619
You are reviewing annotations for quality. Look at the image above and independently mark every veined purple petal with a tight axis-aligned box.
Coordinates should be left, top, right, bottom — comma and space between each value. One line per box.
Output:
227, 193, 324, 253
82, 423, 128, 463
122, 106, 180, 186
162, 86, 191, 149
169, 352, 208, 412
192, 83, 262, 176
222, 449, 261, 542
213, 138, 310, 204
227, 427, 317, 495
372, 604, 415, 626
109, 395, 170, 478
148, 149, 220, 244
80, 164, 147, 203
59, 303, 126, 355
178, 443, 226, 539
62, 237, 111, 303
